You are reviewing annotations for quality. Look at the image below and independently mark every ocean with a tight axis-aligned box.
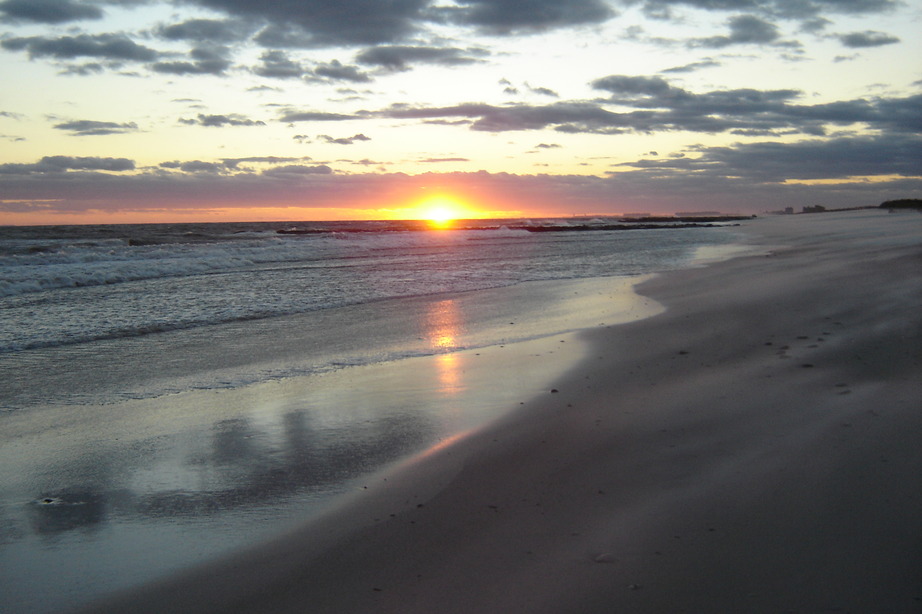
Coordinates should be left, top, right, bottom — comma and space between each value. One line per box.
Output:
0, 217, 747, 612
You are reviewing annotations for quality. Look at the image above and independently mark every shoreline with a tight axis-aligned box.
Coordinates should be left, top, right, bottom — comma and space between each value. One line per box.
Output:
2, 273, 663, 614
76, 209, 922, 611
1, 273, 663, 411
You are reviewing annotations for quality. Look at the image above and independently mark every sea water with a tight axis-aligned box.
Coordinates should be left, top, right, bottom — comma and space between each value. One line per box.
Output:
0, 217, 746, 612
0, 219, 743, 408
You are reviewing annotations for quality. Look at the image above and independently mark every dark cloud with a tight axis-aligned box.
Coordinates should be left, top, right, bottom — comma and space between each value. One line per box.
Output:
59, 62, 106, 76
356, 46, 487, 71
690, 14, 780, 48
629, 0, 900, 20
384, 102, 631, 133
0, 155, 134, 174
661, 59, 721, 73
171, 160, 223, 173
837, 30, 899, 47
151, 45, 231, 75
253, 50, 305, 79
1, 33, 159, 61
620, 134, 922, 182
0, 111, 25, 120
280, 110, 358, 122
382, 81, 921, 138
0, 0, 102, 24
156, 18, 254, 43
261, 164, 333, 176
528, 84, 559, 97
312, 60, 371, 83
221, 156, 306, 169
53, 119, 139, 136
319, 133, 371, 145
181, 0, 429, 47
179, 114, 266, 127
592, 74, 680, 99
446, 0, 615, 34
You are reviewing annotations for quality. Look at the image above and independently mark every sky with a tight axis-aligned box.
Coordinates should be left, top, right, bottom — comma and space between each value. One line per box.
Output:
0, 0, 920, 224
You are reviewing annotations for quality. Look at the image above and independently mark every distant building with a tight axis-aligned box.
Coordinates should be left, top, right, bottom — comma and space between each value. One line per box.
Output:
802, 205, 826, 213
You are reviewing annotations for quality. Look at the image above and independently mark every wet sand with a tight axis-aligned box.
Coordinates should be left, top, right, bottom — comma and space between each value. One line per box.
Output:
85, 209, 922, 613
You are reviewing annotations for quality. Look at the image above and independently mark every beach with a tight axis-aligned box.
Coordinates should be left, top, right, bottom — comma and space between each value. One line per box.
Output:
79, 208, 921, 613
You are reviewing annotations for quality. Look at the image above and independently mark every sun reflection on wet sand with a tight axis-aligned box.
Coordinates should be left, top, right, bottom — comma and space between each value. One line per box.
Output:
425, 298, 464, 350
423, 299, 467, 396
434, 353, 462, 394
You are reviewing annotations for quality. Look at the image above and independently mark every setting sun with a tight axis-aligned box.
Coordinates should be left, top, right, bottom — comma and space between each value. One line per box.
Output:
418, 196, 467, 226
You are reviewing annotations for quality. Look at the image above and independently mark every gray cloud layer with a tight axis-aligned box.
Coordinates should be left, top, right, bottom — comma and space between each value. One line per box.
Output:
53, 120, 139, 136
0, 0, 102, 24
373, 80, 921, 138
2, 33, 158, 61
0, 0, 904, 81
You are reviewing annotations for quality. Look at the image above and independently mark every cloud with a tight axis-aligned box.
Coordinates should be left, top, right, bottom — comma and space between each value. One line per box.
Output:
59, 62, 106, 76
591, 74, 681, 99
837, 30, 900, 47
356, 45, 488, 71
261, 164, 333, 176
619, 134, 922, 182
280, 110, 358, 122
163, 160, 224, 173
445, 0, 615, 34
2, 162, 916, 218
53, 120, 139, 136
528, 84, 559, 97
156, 18, 254, 43
313, 60, 371, 83
690, 14, 781, 48
383, 101, 634, 133
1, 33, 159, 61
381, 81, 921, 138
630, 0, 900, 21
661, 59, 721, 73
319, 133, 371, 145
0, 0, 102, 24
179, 114, 266, 127
151, 45, 232, 75
181, 0, 429, 47
221, 156, 307, 169
253, 50, 305, 79
419, 157, 469, 163
0, 155, 135, 174
253, 53, 371, 82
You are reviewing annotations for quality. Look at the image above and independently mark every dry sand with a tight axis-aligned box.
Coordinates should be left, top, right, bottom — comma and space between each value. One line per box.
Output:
85, 209, 922, 613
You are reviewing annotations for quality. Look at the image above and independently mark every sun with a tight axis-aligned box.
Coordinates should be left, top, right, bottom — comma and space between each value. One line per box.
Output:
418, 196, 466, 226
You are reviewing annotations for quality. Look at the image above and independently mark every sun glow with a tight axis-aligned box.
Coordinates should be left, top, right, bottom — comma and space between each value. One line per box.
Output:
416, 195, 469, 226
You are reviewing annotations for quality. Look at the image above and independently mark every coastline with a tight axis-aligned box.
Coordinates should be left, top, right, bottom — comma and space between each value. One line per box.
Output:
81, 209, 921, 612
1, 273, 662, 613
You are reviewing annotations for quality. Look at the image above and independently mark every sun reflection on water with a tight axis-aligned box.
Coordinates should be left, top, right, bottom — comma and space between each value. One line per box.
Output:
424, 299, 466, 395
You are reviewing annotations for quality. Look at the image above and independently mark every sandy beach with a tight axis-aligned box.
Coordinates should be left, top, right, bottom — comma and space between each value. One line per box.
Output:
84, 209, 921, 613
